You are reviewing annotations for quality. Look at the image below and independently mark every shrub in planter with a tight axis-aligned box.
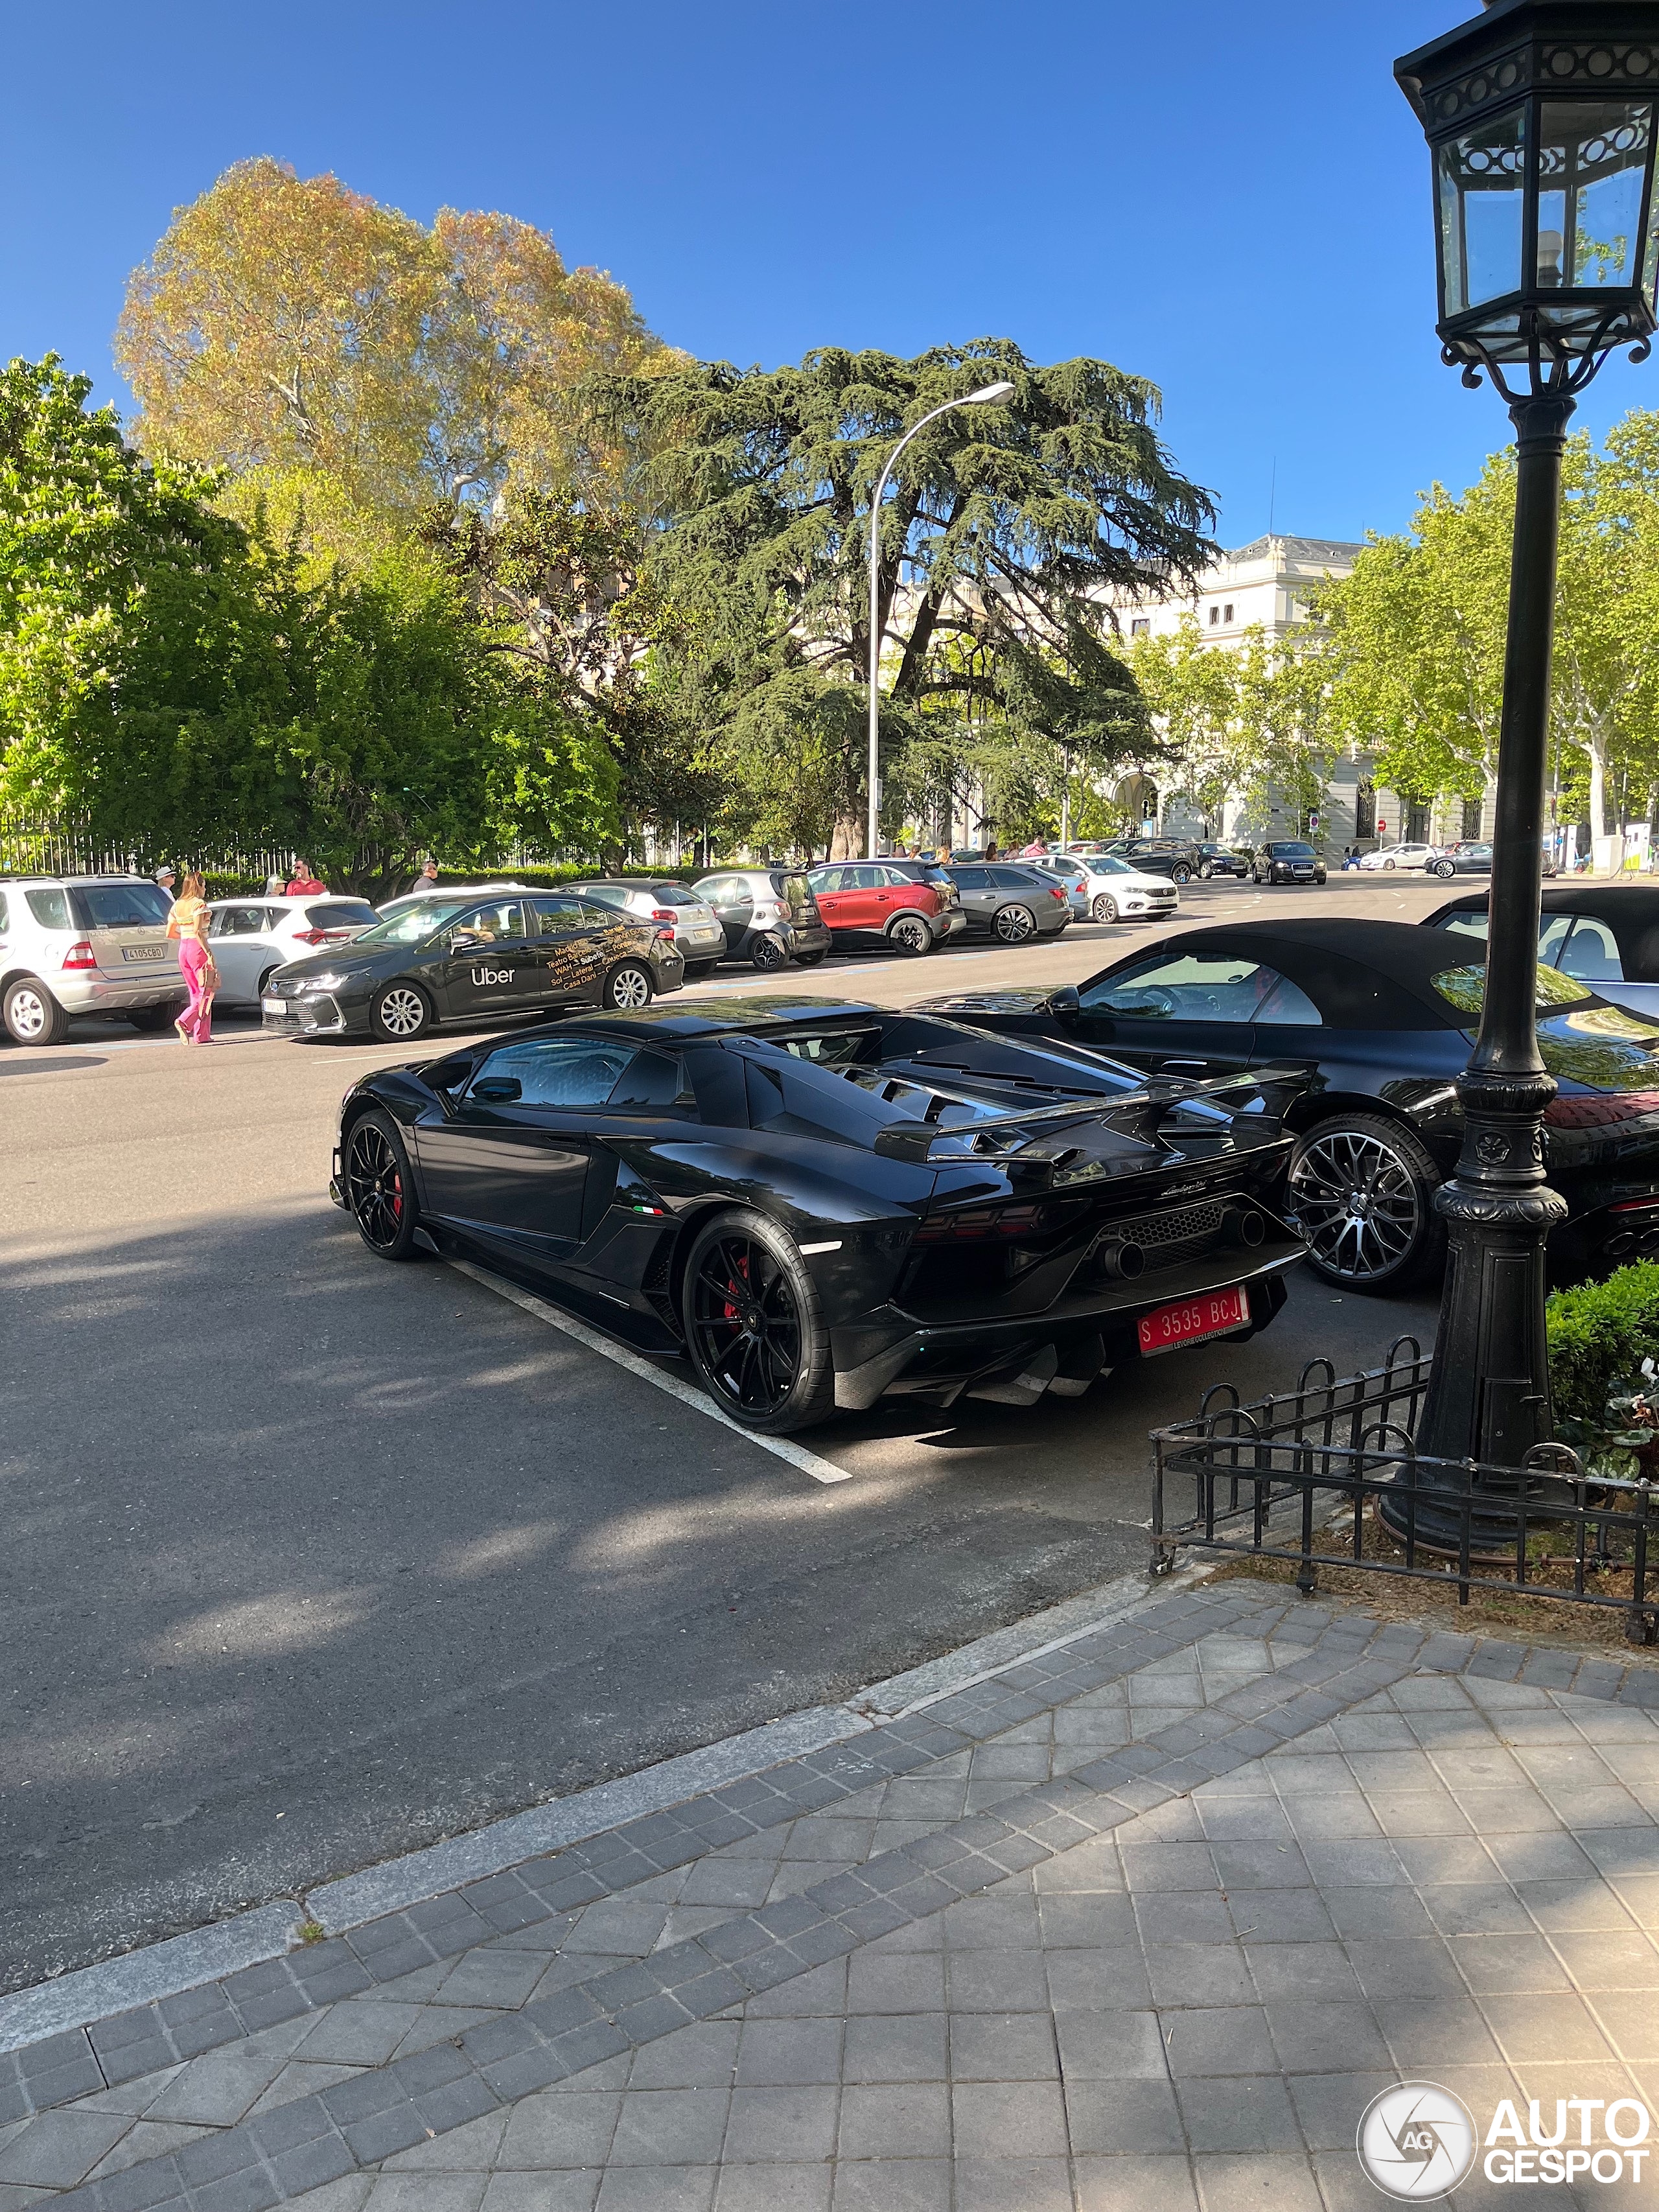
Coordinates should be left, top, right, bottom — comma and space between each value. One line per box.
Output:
1546, 1261, 1659, 1476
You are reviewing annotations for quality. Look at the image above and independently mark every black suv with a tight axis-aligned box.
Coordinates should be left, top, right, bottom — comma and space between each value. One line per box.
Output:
1108, 838, 1202, 886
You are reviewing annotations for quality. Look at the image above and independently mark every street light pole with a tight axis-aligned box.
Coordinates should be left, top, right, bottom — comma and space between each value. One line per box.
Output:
866, 382, 1014, 859
1391, 0, 1659, 1533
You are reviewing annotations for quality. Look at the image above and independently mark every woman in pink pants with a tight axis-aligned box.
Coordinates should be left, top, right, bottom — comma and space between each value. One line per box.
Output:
167, 872, 218, 1043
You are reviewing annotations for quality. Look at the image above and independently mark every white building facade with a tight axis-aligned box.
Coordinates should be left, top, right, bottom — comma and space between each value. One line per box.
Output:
1091, 533, 1439, 854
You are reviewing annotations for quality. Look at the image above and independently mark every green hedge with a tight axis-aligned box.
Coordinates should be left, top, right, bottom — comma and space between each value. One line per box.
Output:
1546, 1261, 1659, 1423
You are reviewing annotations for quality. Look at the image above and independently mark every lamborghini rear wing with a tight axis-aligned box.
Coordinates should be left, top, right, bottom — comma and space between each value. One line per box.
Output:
872, 1064, 1303, 1164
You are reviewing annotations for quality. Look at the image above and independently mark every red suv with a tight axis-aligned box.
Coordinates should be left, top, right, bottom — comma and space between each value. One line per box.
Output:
805, 860, 966, 957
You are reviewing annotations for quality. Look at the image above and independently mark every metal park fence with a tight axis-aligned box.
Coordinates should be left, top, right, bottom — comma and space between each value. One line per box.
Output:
1152, 1340, 1659, 1645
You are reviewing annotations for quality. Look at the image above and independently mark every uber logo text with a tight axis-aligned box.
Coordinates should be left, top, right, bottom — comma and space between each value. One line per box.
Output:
470, 968, 515, 985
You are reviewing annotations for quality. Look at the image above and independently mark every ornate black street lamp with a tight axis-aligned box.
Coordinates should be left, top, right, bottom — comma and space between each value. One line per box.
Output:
1393, 1, 1659, 1529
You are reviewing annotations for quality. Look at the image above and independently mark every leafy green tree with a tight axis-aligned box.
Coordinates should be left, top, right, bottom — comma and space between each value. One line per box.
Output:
594, 340, 1215, 854
1128, 617, 1240, 828
0, 356, 616, 892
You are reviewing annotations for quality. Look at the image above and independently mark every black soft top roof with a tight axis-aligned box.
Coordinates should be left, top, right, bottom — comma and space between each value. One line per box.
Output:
1137, 917, 1500, 1030
520, 995, 881, 1045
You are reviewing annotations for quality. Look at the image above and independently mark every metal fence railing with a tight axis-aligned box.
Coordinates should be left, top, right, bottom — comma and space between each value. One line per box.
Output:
1152, 1340, 1659, 1644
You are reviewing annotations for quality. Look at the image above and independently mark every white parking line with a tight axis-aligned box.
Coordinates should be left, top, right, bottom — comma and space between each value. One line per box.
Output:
447, 1256, 856, 1485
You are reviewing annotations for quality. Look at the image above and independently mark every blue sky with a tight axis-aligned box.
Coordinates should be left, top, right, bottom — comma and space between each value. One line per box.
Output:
6, 0, 1658, 550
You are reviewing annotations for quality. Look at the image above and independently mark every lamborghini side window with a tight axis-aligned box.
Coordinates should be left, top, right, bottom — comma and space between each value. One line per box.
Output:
469, 1036, 636, 1106
607, 1049, 694, 1108
777, 1030, 876, 1065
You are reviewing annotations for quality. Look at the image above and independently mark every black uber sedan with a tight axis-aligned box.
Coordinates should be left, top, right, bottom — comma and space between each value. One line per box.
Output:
914, 917, 1659, 1294
332, 996, 1305, 1433
263, 889, 684, 1043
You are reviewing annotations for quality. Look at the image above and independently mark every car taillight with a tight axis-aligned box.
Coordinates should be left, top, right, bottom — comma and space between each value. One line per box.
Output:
1546, 1091, 1659, 1128
294, 927, 352, 944
1049, 885, 1066, 901
651, 907, 678, 926
62, 939, 99, 970
912, 1204, 1046, 1243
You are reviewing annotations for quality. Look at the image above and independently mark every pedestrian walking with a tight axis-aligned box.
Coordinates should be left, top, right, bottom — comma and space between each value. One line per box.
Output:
166, 871, 218, 1044
284, 858, 326, 894
408, 856, 441, 896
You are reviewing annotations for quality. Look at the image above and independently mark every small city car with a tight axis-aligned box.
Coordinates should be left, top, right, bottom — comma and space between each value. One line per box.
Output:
1253, 841, 1328, 885
205, 895, 379, 1005
692, 869, 833, 969
262, 889, 684, 1042
806, 861, 966, 955
566, 880, 728, 977
332, 996, 1303, 1432
947, 862, 1073, 943
0, 874, 183, 1044
914, 916, 1659, 1294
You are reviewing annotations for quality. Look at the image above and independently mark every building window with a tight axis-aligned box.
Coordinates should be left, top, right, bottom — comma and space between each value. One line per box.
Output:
1224, 603, 1234, 623
1130, 618, 1150, 638
1209, 606, 1220, 626
1354, 780, 1376, 841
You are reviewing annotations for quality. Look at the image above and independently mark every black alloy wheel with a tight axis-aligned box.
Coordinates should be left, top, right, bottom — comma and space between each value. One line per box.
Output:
682, 1211, 834, 1432
751, 932, 789, 970
888, 914, 933, 956
1170, 863, 1194, 885
1092, 892, 1118, 922
345, 1109, 424, 1260
994, 903, 1036, 945
604, 961, 655, 1010
1288, 1112, 1444, 1294
371, 981, 432, 1042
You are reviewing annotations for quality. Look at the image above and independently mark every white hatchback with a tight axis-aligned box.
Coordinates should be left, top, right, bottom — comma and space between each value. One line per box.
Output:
1031, 854, 1181, 924
1359, 843, 1441, 872
205, 895, 380, 1005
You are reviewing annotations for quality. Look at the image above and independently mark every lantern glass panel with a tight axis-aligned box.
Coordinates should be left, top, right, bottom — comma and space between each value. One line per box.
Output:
1438, 102, 1527, 315
1537, 100, 1653, 292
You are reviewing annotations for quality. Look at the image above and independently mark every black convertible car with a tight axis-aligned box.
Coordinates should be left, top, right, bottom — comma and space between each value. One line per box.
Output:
1426, 883, 1659, 1023
332, 997, 1305, 1433
916, 918, 1659, 1295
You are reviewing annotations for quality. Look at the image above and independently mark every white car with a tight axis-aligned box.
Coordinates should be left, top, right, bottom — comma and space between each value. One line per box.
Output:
1359, 843, 1441, 872
205, 894, 380, 1005
1032, 854, 1181, 924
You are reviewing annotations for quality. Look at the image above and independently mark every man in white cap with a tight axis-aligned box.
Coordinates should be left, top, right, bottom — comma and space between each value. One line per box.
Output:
155, 865, 176, 903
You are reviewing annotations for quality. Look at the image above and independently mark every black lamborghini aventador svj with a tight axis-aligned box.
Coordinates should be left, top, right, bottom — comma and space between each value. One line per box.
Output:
331, 997, 1305, 1433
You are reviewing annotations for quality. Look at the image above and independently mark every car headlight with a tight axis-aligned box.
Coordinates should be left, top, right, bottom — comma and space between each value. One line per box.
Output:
297, 972, 348, 991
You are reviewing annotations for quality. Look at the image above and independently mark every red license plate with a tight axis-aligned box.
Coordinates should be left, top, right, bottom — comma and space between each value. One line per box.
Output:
1136, 1285, 1250, 1356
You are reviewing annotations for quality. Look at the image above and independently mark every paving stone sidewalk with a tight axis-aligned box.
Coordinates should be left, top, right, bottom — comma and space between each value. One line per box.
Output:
6, 1579, 1659, 2212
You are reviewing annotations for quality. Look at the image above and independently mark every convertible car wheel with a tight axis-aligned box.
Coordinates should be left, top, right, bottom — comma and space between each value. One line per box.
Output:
1288, 1112, 1444, 1294
995, 903, 1036, 944
371, 982, 432, 1042
1092, 893, 1118, 922
682, 1209, 835, 1432
345, 1109, 424, 1260
605, 962, 655, 1010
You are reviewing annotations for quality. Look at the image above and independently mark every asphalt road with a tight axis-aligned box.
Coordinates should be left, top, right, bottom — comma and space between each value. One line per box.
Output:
0, 873, 1447, 1988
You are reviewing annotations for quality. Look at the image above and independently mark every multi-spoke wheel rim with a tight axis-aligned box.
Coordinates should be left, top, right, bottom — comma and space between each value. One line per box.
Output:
1092, 895, 1115, 922
609, 966, 651, 1008
995, 904, 1035, 943
377, 986, 426, 1037
690, 1235, 803, 1417
892, 918, 929, 953
1290, 1127, 1422, 1283
347, 1123, 406, 1250
8, 988, 47, 1040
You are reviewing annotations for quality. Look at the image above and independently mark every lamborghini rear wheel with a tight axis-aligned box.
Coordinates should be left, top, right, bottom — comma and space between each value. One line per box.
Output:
682, 1209, 835, 1433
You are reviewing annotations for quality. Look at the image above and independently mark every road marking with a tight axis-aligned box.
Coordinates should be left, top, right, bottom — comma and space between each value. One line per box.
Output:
447, 1256, 856, 1485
